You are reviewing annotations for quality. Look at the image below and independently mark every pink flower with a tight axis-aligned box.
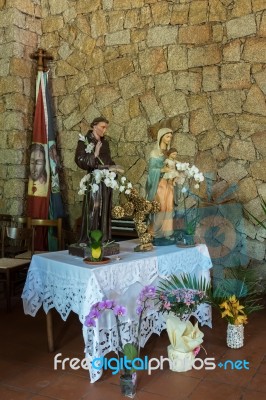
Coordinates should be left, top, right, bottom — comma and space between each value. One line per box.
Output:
113, 305, 127, 316
193, 346, 201, 356
84, 316, 96, 327
164, 302, 171, 310
88, 308, 100, 319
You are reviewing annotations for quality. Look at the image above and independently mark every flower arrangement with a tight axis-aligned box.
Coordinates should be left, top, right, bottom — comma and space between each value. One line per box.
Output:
219, 295, 248, 325
78, 168, 132, 196
155, 273, 209, 372
156, 273, 211, 319
84, 285, 156, 377
173, 163, 205, 244
211, 267, 264, 326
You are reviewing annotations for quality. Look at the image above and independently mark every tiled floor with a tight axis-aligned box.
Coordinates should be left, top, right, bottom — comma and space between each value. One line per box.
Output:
0, 295, 265, 400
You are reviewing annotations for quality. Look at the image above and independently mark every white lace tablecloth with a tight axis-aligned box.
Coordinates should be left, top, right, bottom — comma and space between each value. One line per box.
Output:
22, 239, 212, 382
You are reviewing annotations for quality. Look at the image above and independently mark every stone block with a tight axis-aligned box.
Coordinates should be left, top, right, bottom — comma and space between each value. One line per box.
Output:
190, 108, 214, 135
252, 131, 266, 157
179, 25, 211, 44
250, 160, 266, 181
198, 130, 221, 151
91, 11, 107, 38
243, 38, 266, 63
243, 85, 266, 116
125, 116, 148, 142
140, 91, 164, 124
203, 66, 219, 92
189, 0, 208, 24
237, 114, 266, 139
161, 91, 188, 117
218, 161, 248, 184
119, 73, 144, 99
252, 0, 266, 12
175, 71, 202, 94
229, 139, 256, 161
211, 90, 242, 114
139, 48, 167, 75
171, 4, 189, 25
188, 44, 221, 67
209, 0, 227, 22
254, 68, 266, 95
226, 14, 256, 39
151, 1, 170, 25
237, 177, 258, 203
174, 133, 196, 157
77, 0, 101, 13
230, 0, 252, 18
168, 45, 187, 71
104, 57, 134, 83
221, 63, 251, 90
154, 72, 174, 97
223, 40, 241, 62
105, 30, 130, 46
147, 26, 177, 47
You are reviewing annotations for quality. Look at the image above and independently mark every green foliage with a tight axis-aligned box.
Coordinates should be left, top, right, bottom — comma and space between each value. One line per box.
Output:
89, 229, 103, 243
123, 343, 138, 375
210, 267, 264, 316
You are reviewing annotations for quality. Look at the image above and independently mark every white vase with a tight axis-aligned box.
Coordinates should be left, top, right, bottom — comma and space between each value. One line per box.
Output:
167, 345, 195, 372
226, 323, 244, 348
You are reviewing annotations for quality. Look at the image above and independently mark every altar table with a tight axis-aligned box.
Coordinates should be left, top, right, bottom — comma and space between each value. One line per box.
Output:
22, 239, 212, 382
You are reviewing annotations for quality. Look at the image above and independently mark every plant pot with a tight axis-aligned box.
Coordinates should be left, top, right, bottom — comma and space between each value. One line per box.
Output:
167, 345, 195, 372
120, 372, 137, 398
226, 323, 244, 348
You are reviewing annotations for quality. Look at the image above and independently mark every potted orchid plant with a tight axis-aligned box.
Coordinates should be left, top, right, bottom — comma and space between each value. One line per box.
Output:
84, 285, 156, 398
173, 162, 204, 245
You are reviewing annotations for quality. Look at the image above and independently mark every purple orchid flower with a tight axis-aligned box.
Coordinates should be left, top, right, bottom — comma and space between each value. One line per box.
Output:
113, 305, 127, 316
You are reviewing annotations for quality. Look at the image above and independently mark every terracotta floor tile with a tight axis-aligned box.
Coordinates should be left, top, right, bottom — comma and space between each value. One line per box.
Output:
3, 365, 62, 393
0, 385, 31, 400
189, 380, 243, 400
140, 370, 201, 398
38, 373, 92, 399
246, 372, 266, 392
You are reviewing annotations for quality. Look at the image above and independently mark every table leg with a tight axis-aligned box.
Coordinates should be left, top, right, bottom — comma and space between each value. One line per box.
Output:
46, 310, 54, 352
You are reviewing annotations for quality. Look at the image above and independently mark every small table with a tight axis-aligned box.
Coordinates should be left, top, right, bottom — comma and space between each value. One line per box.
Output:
22, 239, 212, 382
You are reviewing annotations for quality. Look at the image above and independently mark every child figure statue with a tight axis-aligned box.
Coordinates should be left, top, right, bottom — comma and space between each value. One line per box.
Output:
163, 148, 185, 186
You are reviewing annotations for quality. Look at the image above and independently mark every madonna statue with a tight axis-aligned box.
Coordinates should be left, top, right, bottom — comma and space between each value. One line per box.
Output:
146, 127, 176, 243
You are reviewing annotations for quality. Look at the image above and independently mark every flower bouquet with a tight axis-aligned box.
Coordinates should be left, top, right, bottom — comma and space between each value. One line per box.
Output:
156, 273, 210, 371
84, 285, 156, 398
211, 267, 264, 348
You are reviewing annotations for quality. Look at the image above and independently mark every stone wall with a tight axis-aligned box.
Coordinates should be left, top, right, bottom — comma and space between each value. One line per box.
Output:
0, 0, 42, 214
0, 0, 265, 267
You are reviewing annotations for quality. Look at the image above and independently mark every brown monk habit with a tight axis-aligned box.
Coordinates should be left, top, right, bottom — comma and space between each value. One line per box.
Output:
75, 131, 115, 243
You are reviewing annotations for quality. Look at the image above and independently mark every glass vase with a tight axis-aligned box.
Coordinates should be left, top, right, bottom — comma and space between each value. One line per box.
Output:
226, 323, 244, 348
120, 372, 137, 398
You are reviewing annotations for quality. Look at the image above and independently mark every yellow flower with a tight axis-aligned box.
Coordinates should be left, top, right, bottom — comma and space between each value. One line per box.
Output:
221, 309, 233, 319
219, 295, 248, 325
235, 315, 248, 325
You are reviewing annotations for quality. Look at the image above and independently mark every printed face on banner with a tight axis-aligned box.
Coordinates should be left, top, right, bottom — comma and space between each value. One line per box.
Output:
28, 142, 49, 197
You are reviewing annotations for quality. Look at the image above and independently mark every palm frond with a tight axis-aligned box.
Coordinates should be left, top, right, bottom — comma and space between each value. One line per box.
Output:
157, 273, 211, 295
210, 267, 264, 315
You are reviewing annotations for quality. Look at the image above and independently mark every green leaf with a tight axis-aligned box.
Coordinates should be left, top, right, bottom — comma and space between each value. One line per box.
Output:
123, 343, 138, 361
89, 229, 103, 243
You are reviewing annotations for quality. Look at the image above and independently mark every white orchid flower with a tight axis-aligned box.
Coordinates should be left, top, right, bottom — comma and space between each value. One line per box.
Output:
121, 176, 126, 184
91, 183, 99, 193
85, 143, 94, 153
119, 185, 125, 192
78, 134, 86, 142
